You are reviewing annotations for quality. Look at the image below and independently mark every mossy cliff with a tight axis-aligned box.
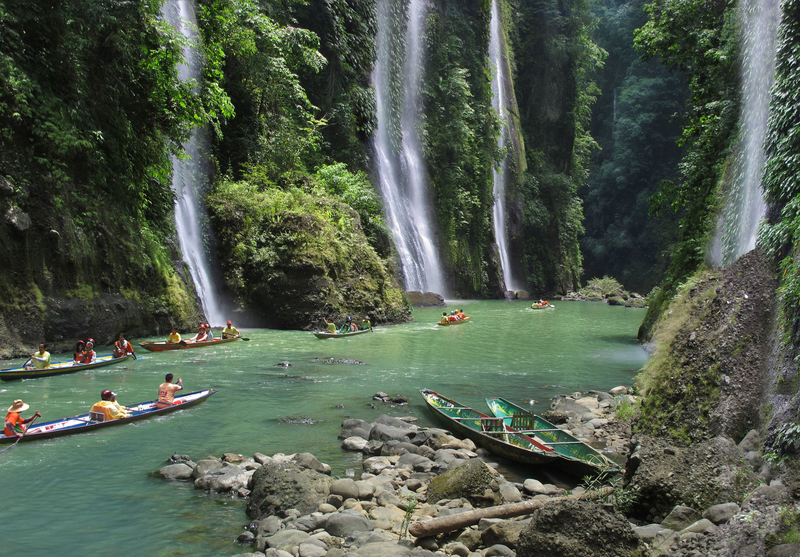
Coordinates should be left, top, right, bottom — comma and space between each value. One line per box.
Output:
636, 250, 777, 444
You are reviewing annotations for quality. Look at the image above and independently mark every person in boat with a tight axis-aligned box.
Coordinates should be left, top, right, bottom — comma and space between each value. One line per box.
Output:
82, 339, 97, 364
222, 320, 240, 339
457, 309, 466, 320
73, 340, 86, 365
167, 326, 181, 344
4, 399, 40, 438
113, 333, 136, 358
349, 318, 358, 332
339, 318, 351, 334
90, 390, 129, 421
440, 312, 449, 325
205, 323, 214, 341
362, 316, 371, 330
322, 318, 336, 333
26, 342, 51, 370
157, 373, 183, 409
188, 324, 208, 343
449, 311, 458, 323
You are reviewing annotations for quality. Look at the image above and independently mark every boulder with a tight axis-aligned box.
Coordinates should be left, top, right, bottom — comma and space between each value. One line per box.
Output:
481, 520, 529, 548
340, 419, 372, 440
194, 464, 251, 492
498, 482, 522, 503
661, 505, 701, 531
294, 453, 331, 474
404, 291, 445, 307
193, 458, 224, 478
263, 529, 310, 552
703, 502, 740, 524
247, 461, 334, 519
354, 541, 412, 556
324, 510, 375, 537
369, 423, 417, 444
768, 545, 800, 557
396, 453, 434, 472
330, 478, 361, 500
426, 458, 500, 508
342, 436, 369, 451
517, 500, 641, 557
155, 463, 194, 481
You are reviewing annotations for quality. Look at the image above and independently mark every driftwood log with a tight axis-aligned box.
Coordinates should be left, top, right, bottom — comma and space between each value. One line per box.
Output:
408, 486, 614, 538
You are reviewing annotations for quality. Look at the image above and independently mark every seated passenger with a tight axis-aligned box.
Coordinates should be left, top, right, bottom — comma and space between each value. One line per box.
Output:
27, 343, 51, 370
167, 326, 181, 344
90, 390, 129, 421
113, 333, 135, 358
362, 317, 371, 330
440, 312, 449, 324
205, 324, 214, 341
323, 318, 337, 333
82, 340, 97, 364
73, 340, 86, 365
157, 374, 183, 409
188, 325, 208, 343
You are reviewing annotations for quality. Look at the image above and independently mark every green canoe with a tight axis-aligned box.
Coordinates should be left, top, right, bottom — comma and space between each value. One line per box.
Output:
485, 396, 619, 478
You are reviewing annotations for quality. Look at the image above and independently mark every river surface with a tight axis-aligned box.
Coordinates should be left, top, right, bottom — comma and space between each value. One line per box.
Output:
0, 300, 646, 556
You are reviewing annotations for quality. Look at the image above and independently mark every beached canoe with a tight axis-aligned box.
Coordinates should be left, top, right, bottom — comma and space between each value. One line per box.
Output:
314, 328, 373, 339
436, 316, 471, 326
486, 396, 619, 477
420, 388, 562, 468
138, 337, 240, 351
0, 389, 218, 444
0, 354, 135, 382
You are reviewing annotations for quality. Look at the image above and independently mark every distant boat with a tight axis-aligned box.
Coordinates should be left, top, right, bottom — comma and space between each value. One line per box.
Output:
420, 389, 617, 478
0, 354, 135, 382
138, 337, 240, 351
436, 316, 471, 326
0, 389, 218, 444
529, 303, 554, 310
486, 396, 619, 477
313, 328, 373, 339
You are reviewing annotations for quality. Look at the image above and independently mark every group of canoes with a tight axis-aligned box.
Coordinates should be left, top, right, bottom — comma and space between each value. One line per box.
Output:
420, 389, 618, 478
0, 321, 241, 445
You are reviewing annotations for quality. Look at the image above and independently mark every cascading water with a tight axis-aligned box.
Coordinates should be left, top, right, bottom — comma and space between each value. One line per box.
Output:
489, 0, 519, 292
162, 0, 227, 325
711, 0, 779, 265
374, 0, 446, 296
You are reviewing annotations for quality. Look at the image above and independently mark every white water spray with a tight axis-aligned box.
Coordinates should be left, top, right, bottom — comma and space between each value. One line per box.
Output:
711, 0, 779, 264
489, 0, 519, 292
162, 0, 227, 325
374, 0, 446, 295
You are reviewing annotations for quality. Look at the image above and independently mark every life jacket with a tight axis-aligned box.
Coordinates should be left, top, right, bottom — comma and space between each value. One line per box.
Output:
82, 350, 96, 364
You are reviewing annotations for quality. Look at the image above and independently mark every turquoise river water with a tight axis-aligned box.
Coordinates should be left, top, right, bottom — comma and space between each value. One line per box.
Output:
0, 300, 647, 556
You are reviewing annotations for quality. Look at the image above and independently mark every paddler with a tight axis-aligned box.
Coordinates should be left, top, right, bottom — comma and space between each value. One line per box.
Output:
26, 342, 51, 370
82, 339, 97, 364
157, 373, 183, 408
362, 316, 371, 330
113, 332, 136, 358
440, 312, 449, 324
322, 318, 337, 333
222, 320, 240, 339
167, 326, 181, 344
4, 399, 41, 438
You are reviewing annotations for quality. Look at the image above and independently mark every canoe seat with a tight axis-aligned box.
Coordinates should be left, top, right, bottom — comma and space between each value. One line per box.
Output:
510, 412, 535, 430
480, 418, 504, 433
89, 411, 106, 423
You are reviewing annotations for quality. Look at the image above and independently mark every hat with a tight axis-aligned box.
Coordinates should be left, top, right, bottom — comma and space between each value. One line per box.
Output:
86, 339, 94, 345
7, 399, 29, 413
227, 320, 232, 325
101, 389, 117, 400
77, 340, 85, 344
204, 323, 210, 328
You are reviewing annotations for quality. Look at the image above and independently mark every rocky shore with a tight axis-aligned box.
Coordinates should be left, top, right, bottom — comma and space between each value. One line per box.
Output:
145, 388, 785, 556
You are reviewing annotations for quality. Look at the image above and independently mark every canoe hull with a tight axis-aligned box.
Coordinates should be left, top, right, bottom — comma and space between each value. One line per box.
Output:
420, 389, 557, 467
0, 354, 134, 381
314, 328, 372, 339
139, 338, 240, 351
486, 397, 619, 477
0, 389, 218, 444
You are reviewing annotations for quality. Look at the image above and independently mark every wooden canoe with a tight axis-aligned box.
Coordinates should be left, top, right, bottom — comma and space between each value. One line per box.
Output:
486, 397, 619, 477
528, 304, 555, 310
313, 328, 373, 339
436, 316, 471, 326
0, 389, 218, 444
421, 388, 562, 468
0, 354, 135, 382
138, 337, 240, 351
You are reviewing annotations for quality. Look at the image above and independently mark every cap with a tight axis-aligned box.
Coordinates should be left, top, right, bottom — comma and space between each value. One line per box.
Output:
101, 389, 117, 400
227, 321, 232, 325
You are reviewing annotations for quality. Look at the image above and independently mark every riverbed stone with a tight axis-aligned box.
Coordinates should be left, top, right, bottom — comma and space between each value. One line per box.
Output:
330, 478, 361, 500
498, 482, 522, 503
298, 541, 327, 557
703, 502, 740, 524
340, 419, 372, 440
193, 458, 224, 478
264, 529, 311, 552
156, 463, 194, 480
481, 520, 528, 548
247, 461, 335, 519
353, 542, 411, 556
369, 423, 416, 444
257, 516, 283, 536
678, 518, 717, 535
768, 544, 800, 557
660, 505, 700, 531
324, 511, 375, 537
517, 500, 640, 557
397, 452, 434, 472
484, 544, 514, 557
194, 464, 250, 492
342, 437, 369, 451
427, 458, 500, 508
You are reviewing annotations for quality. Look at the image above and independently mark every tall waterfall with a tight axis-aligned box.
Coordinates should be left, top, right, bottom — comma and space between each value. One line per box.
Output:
711, 0, 779, 265
162, 0, 227, 325
374, 0, 446, 295
489, 0, 519, 292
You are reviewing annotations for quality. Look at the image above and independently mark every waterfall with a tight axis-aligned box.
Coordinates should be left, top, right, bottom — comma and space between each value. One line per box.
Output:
489, 0, 519, 292
711, 0, 779, 265
374, 0, 446, 296
162, 0, 227, 325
